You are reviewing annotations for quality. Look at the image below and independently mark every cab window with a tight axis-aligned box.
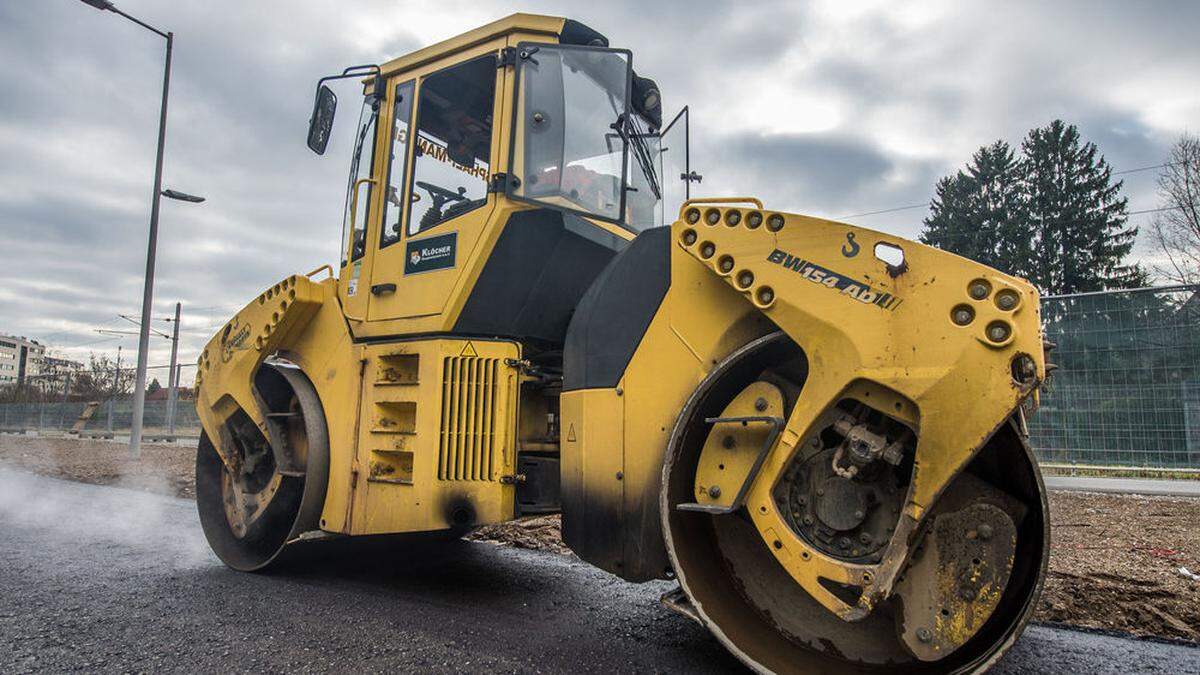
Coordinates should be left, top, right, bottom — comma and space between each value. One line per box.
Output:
407, 55, 496, 235
343, 97, 379, 263
380, 80, 416, 248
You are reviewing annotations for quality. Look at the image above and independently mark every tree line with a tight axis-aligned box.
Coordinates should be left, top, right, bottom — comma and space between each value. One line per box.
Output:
920, 120, 1200, 295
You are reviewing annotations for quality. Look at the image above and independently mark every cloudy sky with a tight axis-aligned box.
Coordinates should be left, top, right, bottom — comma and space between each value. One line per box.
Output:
1, 0, 1198, 382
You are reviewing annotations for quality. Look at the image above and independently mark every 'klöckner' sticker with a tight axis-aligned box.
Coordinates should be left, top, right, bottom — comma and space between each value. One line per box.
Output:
405, 232, 457, 275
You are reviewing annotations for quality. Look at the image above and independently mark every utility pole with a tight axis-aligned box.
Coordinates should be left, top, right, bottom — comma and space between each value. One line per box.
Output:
60, 370, 72, 430
107, 345, 122, 433
170, 363, 182, 436
165, 302, 181, 438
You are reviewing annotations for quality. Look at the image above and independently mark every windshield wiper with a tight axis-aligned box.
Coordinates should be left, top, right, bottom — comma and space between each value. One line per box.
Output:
613, 113, 661, 200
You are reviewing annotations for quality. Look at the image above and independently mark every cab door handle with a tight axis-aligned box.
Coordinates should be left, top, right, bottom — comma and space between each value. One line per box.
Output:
371, 283, 396, 296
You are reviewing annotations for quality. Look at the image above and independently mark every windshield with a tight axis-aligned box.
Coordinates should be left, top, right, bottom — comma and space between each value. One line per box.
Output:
512, 45, 662, 231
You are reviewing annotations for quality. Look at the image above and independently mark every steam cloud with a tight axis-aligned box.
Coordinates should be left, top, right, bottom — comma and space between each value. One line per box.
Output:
0, 468, 215, 569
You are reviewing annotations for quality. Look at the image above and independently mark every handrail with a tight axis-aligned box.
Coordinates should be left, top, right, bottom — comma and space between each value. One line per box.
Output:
306, 264, 334, 281
682, 196, 765, 209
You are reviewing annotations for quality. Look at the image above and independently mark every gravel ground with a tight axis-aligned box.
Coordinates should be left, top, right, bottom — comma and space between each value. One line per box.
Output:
1, 433, 1198, 644
2, 471, 1198, 674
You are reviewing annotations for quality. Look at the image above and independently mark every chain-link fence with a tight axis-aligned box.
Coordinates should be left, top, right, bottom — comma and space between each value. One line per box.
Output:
0, 362, 197, 438
1027, 284, 1200, 469
0, 397, 199, 437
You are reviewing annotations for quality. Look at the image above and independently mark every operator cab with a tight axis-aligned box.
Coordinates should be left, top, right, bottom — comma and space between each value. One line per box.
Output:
304, 14, 696, 347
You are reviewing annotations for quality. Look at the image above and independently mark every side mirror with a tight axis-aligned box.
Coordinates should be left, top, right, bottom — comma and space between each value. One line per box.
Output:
307, 84, 338, 155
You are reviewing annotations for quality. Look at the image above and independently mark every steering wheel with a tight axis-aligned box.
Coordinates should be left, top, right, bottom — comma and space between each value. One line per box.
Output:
416, 181, 467, 208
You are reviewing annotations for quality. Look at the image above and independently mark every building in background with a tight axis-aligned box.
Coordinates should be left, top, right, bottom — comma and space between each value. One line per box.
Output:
0, 334, 46, 386
40, 355, 84, 378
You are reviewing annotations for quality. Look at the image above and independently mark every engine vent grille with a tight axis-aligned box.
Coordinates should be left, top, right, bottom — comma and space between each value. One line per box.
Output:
438, 356, 500, 481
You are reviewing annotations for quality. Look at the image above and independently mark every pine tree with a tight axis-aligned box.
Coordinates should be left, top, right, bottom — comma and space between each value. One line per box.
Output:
920, 141, 1029, 276
920, 121, 1143, 294
1021, 120, 1142, 293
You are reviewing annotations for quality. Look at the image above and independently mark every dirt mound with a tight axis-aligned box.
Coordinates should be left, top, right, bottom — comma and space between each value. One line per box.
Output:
466, 515, 572, 554
1039, 491, 1200, 642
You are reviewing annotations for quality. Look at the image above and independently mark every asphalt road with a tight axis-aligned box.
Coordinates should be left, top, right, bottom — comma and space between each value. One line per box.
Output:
1, 470, 1198, 674
1044, 475, 1200, 497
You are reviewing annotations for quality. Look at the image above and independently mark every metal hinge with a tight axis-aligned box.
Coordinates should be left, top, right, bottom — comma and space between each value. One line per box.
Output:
489, 172, 519, 193
499, 474, 527, 485
496, 46, 517, 68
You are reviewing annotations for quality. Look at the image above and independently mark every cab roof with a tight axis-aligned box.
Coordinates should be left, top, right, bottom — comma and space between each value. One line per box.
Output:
379, 13, 566, 77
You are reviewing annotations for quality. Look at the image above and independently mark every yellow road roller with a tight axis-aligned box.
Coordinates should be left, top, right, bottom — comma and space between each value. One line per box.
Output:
195, 13, 1049, 672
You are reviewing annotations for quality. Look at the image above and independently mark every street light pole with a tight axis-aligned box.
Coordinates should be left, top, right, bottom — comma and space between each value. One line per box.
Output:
78, 0, 181, 458
127, 28, 172, 459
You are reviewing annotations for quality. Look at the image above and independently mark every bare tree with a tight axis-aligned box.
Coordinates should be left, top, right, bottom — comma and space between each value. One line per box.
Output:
71, 354, 133, 401
1149, 134, 1200, 284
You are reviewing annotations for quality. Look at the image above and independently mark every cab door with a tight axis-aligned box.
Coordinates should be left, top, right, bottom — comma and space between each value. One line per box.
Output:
366, 52, 504, 322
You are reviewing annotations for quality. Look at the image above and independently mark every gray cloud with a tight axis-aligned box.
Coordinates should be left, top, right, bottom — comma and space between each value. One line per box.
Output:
1, 0, 1197, 376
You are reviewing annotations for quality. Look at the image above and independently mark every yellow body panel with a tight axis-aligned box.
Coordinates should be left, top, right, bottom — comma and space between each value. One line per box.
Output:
351, 338, 520, 535
196, 272, 521, 535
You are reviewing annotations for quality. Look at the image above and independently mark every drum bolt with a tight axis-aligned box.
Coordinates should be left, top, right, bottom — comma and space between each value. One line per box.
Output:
977, 523, 993, 540
708, 485, 722, 499
952, 305, 974, 326
854, 510, 865, 520
802, 515, 814, 526
722, 435, 736, 449
816, 488, 825, 496
987, 321, 1011, 343
916, 627, 933, 643
960, 587, 977, 601
754, 397, 768, 412
858, 532, 871, 544
838, 537, 851, 549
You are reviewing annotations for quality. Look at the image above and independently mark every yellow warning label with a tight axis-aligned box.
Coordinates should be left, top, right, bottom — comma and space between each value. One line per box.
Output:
460, 341, 478, 358
566, 423, 577, 442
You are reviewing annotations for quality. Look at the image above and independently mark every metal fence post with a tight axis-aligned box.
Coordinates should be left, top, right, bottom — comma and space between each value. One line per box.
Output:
106, 398, 114, 433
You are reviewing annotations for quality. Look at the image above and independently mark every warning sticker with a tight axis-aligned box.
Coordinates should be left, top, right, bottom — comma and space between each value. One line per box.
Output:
459, 341, 479, 358
566, 423, 577, 442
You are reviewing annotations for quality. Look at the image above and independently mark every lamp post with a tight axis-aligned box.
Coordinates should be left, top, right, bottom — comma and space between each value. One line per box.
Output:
79, 0, 202, 458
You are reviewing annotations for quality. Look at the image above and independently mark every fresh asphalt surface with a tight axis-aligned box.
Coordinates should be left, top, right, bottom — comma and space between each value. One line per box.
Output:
1, 470, 1198, 674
